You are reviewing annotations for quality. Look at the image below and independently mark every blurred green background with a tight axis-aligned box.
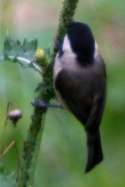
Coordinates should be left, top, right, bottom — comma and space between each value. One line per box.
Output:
0, 0, 125, 187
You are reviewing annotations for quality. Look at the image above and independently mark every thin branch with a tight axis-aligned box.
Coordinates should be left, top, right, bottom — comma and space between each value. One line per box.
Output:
15, 56, 42, 73
0, 54, 42, 73
0, 140, 16, 160
52, 0, 79, 60
18, 0, 79, 187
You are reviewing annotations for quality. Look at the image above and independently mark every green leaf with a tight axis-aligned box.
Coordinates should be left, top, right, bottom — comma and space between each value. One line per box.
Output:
3, 37, 38, 61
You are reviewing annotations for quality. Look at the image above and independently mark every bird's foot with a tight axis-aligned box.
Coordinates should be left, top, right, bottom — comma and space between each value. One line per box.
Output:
32, 99, 63, 111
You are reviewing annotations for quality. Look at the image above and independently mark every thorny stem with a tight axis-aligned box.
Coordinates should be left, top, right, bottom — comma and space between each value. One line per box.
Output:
18, 0, 79, 187
53, 0, 79, 57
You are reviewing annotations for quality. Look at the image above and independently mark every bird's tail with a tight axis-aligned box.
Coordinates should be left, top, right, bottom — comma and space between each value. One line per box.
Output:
85, 129, 103, 173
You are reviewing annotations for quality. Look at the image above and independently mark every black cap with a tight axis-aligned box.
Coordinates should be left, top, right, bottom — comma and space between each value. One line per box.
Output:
67, 22, 95, 63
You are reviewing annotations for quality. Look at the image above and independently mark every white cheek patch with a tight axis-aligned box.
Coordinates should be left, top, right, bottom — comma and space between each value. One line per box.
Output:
53, 54, 63, 78
94, 41, 99, 58
54, 35, 77, 79
63, 35, 73, 52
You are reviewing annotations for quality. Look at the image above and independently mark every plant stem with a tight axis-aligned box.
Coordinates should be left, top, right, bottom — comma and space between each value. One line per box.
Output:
18, 0, 79, 187
53, 0, 79, 57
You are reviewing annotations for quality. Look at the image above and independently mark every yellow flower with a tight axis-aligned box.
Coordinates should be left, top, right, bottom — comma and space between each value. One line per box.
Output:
35, 48, 46, 62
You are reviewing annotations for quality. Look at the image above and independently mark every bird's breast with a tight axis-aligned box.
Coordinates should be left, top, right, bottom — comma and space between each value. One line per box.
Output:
53, 52, 79, 79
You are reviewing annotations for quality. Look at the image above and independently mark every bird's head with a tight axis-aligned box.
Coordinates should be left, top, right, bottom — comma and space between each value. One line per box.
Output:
57, 22, 95, 65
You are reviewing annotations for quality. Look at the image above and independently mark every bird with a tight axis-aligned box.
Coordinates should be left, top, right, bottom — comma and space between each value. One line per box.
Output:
53, 21, 106, 173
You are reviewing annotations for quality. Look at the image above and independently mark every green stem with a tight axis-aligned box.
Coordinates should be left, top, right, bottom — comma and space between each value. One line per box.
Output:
18, 99, 48, 187
18, 0, 79, 187
53, 0, 79, 57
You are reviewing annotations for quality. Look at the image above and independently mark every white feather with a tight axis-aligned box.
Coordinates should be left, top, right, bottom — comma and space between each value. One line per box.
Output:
94, 42, 99, 59
63, 35, 73, 52
54, 35, 76, 78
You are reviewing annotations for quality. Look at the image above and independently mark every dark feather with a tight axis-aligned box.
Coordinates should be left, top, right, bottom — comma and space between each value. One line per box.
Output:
55, 55, 106, 172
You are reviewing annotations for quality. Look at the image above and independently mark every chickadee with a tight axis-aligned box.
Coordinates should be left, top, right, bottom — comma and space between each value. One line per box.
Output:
53, 22, 106, 173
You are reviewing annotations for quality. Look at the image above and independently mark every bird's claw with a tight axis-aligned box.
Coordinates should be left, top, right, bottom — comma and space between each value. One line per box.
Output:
32, 99, 64, 110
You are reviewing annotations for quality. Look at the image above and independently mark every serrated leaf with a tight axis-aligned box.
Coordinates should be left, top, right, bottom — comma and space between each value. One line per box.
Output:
4, 37, 15, 51
3, 37, 38, 61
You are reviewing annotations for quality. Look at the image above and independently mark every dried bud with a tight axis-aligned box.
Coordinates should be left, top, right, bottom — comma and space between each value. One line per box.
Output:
8, 109, 22, 125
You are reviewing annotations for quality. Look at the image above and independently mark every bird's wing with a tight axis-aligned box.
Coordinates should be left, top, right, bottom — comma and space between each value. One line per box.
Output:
86, 55, 107, 131
55, 69, 91, 124
85, 87, 106, 133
